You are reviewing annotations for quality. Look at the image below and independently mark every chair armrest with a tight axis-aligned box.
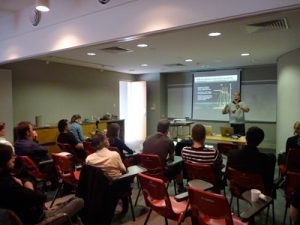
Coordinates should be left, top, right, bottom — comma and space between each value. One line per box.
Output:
38, 159, 53, 166
175, 192, 188, 202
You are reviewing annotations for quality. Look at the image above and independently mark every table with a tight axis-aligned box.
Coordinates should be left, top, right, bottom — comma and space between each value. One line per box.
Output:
118, 165, 147, 180
170, 121, 194, 139
240, 190, 273, 222
166, 155, 183, 167
206, 134, 246, 144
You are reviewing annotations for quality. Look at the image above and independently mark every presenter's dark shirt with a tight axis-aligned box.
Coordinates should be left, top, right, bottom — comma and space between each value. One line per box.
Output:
57, 132, 79, 149
143, 133, 174, 163
15, 139, 50, 165
286, 135, 300, 154
0, 172, 46, 225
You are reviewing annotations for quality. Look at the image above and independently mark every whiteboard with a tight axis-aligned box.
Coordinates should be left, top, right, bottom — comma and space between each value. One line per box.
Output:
167, 82, 277, 122
241, 83, 276, 122
167, 86, 192, 118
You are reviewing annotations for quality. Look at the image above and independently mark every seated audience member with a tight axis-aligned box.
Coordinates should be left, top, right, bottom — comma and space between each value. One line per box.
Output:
290, 184, 300, 225
0, 143, 84, 225
69, 114, 85, 143
57, 119, 85, 159
143, 119, 185, 192
14, 121, 50, 164
181, 124, 222, 167
227, 126, 275, 195
0, 121, 14, 152
286, 121, 300, 154
107, 123, 134, 159
86, 133, 130, 214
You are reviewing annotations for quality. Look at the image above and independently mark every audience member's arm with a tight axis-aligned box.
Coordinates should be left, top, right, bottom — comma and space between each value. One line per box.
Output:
117, 139, 134, 154
167, 140, 175, 161
75, 143, 84, 149
77, 125, 85, 142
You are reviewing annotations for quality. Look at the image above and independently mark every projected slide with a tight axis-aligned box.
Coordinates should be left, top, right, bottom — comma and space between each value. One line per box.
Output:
192, 70, 240, 121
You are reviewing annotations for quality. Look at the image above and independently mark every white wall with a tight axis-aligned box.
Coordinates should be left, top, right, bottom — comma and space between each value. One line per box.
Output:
0, 69, 13, 142
1, 0, 300, 64
277, 48, 300, 153
5, 60, 135, 126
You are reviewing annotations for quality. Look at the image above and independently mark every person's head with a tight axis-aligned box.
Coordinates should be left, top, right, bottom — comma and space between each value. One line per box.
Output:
0, 143, 15, 173
106, 123, 120, 139
191, 124, 206, 144
233, 92, 241, 102
294, 122, 300, 136
71, 114, 81, 123
157, 119, 170, 134
91, 132, 109, 151
246, 126, 264, 147
58, 119, 68, 133
0, 122, 5, 137
15, 121, 35, 140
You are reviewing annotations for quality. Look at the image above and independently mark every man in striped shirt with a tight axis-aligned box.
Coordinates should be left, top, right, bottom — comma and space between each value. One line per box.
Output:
181, 124, 222, 167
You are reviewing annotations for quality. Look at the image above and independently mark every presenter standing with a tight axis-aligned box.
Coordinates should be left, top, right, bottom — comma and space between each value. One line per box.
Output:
222, 92, 249, 135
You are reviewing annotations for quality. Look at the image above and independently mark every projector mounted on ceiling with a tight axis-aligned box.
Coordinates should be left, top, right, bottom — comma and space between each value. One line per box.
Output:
98, 0, 110, 4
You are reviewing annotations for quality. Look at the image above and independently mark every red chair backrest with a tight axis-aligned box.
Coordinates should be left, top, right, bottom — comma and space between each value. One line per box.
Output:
286, 148, 300, 173
138, 173, 178, 220
188, 186, 235, 225
184, 160, 221, 187
137, 153, 166, 181
51, 153, 79, 186
227, 167, 265, 197
285, 171, 300, 203
20, 156, 46, 179
83, 141, 95, 155
217, 142, 240, 156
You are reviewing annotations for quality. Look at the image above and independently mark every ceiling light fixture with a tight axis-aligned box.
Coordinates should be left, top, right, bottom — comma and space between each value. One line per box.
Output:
208, 32, 221, 37
87, 52, 96, 56
241, 53, 250, 56
36, 0, 50, 12
185, 59, 193, 62
137, 44, 148, 48
141, 64, 148, 67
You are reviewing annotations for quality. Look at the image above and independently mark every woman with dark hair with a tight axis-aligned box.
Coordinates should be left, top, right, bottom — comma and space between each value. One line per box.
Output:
69, 114, 85, 143
107, 123, 134, 159
0, 143, 84, 225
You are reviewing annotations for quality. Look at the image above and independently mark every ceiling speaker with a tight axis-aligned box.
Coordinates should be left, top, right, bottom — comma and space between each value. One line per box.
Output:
98, 0, 110, 4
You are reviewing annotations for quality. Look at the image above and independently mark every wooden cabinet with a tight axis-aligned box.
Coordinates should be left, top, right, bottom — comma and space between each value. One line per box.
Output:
35, 119, 125, 153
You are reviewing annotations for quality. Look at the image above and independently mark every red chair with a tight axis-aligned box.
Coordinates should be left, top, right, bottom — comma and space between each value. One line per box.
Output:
138, 173, 190, 225
50, 153, 81, 207
226, 167, 265, 214
57, 142, 85, 165
83, 141, 95, 156
188, 185, 249, 225
217, 142, 240, 156
18, 156, 49, 191
282, 171, 300, 225
184, 160, 222, 193
134, 153, 177, 206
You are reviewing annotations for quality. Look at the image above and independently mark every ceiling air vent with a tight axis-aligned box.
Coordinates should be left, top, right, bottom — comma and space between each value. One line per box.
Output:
246, 18, 289, 33
100, 46, 133, 54
164, 63, 186, 67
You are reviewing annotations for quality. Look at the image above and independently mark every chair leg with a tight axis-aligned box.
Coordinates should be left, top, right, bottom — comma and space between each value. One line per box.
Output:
237, 198, 240, 216
173, 180, 177, 195
283, 206, 288, 225
128, 196, 135, 221
50, 182, 63, 208
265, 204, 270, 225
134, 187, 142, 207
165, 217, 168, 225
144, 208, 152, 225
272, 201, 275, 225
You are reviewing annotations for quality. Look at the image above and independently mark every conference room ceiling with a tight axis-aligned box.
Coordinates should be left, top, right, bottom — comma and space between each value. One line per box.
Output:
1, 1, 300, 74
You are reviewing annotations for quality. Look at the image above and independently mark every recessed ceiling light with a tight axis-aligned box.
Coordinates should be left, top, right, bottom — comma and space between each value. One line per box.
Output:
185, 59, 193, 62
141, 64, 148, 67
241, 53, 250, 56
137, 43, 148, 48
87, 52, 96, 56
208, 32, 221, 37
